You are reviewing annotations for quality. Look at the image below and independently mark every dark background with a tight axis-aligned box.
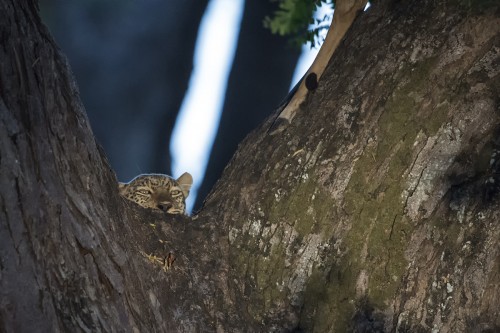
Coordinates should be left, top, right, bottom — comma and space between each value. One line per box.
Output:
40, 0, 301, 210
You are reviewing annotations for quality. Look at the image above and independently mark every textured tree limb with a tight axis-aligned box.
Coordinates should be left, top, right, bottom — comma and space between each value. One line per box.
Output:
269, 0, 368, 134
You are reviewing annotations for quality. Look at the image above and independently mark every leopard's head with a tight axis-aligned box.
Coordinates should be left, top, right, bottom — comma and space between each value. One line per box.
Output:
118, 172, 193, 214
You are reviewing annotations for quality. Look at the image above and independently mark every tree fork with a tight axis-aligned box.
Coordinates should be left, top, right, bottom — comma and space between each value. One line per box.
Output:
1, 0, 500, 332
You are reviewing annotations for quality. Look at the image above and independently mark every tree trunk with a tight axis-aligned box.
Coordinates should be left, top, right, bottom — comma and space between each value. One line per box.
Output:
1, 0, 499, 332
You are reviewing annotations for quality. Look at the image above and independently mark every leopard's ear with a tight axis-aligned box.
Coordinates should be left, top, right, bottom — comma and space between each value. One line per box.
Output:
118, 182, 127, 195
176, 172, 193, 198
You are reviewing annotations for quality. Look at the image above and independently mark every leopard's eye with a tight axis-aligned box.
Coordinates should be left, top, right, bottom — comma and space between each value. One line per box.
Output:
137, 189, 152, 195
170, 190, 181, 196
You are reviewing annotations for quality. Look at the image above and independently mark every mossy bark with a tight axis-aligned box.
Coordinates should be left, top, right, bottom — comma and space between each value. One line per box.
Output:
0, 0, 499, 332
203, 1, 500, 331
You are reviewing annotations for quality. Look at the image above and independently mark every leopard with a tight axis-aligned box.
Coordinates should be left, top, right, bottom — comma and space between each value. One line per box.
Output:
118, 172, 193, 214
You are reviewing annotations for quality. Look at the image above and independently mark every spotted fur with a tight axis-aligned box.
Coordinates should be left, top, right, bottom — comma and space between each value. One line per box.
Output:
119, 172, 193, 214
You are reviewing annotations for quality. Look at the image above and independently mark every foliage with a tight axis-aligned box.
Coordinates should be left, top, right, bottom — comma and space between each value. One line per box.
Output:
264, 0, 334, 47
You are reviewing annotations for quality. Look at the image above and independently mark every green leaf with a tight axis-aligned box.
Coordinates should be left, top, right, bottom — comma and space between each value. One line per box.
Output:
264, 0, 334, 46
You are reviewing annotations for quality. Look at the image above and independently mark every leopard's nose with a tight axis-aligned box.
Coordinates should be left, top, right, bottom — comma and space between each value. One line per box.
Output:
157, 203, 173, 212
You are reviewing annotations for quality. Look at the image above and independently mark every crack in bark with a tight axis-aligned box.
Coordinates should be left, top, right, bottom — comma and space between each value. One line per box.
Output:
388, 214, 399, 241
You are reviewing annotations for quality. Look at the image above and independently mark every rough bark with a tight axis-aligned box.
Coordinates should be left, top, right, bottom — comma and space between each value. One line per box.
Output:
205, 2, 500, 331
1, 0, 499, 333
